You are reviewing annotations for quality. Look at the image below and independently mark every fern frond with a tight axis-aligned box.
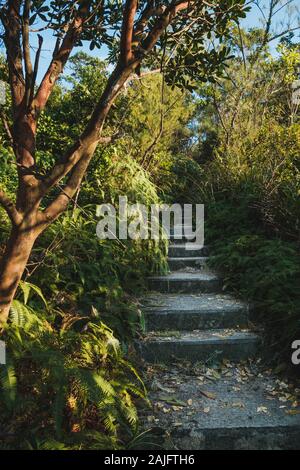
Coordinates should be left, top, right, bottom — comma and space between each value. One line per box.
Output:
0, 362, 17, 411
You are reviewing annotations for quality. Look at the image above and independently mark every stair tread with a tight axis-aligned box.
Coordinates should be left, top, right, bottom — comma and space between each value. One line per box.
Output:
142, 292, 247, 313
168, 256, 208, 261
169, 243, 205, 249
168, 244, 209, 258
145, 328, 259, 343
149, 270, 219, 281
143, 363, 300, 449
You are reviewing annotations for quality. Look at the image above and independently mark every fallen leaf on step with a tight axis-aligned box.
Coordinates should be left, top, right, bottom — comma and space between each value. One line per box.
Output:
158, 395, 187, 407
206, 369, 221, 380
222, 359, 233, 368
232, 402, 245, 408
200, 390, 216, 400
151, 379, 174, 393
257, 406, 268, 414
172, 405, 183, 411
223, 371, 233, 377
187, 398, 193, 406
279, 396, 288, 402
157, 383, 175, 393
285, 409, 300, 415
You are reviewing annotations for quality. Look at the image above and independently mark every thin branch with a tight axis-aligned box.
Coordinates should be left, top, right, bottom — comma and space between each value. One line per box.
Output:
269, 26, 300, 42
140, 1, 194, 55
262, 0, 275, 48
0, 189, 20, 225
237, 21, 247, 70
42, 146, 96, 222
273, 0, 295, 16
34, 6, 87, 113
141, 29, 167, 169
29, 34, 43, 106
133, 0, 161, 44
22, 0, 33, 107
212, 92, 229, 142
252, 0, 267, 21
128, 68, 161, 82
0, 109, 13, 145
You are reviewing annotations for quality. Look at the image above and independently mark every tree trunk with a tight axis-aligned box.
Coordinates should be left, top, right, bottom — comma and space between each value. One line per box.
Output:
0, 224, 38, 325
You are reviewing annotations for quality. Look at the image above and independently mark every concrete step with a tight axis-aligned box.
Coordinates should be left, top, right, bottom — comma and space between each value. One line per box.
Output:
143, 363, 300, 450
148, 270, 221, 294
168, 256, 208, 270
142, 293, 249, 331
168, 244, 209, 258
139, 329, 260, 363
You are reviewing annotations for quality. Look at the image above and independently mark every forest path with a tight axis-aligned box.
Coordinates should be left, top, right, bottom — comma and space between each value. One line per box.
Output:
139, 225, 300, 450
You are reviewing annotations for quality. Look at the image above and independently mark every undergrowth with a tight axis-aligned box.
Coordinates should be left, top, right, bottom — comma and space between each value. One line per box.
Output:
178, 105, 300, 369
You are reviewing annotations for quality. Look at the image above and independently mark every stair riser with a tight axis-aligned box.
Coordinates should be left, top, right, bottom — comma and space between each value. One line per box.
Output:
140, 338, 259, 364
168, 258, 208, 270
168, 246, 209, 257
148, 279, 221, 294
144, 310, 248, 331
168, 427, 300, 450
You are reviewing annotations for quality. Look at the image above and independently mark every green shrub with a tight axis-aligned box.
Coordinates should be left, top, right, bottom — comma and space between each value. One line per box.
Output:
199, 122, 300, 364
0, 284, 147, 450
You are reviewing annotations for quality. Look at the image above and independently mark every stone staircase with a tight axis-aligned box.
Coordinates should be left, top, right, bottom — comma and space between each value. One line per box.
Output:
140, 227, 260, 364
138, 225, 300, 450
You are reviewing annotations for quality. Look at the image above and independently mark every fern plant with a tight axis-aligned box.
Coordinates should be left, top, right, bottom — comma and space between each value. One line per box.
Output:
0, 287, 147, 450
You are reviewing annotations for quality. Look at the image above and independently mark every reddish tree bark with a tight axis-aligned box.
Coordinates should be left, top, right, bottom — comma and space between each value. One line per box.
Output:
0, 222, 40, 324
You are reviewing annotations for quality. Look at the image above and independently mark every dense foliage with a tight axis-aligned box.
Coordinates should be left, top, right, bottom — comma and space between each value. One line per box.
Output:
188, 32, 300, 366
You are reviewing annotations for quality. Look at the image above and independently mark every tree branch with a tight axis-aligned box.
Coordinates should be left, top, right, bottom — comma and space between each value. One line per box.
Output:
140, 1, 195, 55
38, 0, 197, 211
29, 34, 43, 106
40, 65, 135, 194
269, 26, 300, 42
0, 109, 13, 145
120, 0, 138, 65
22, 0, 33, 107
42, 143, 97, 222
0, 189, 20, 225
133, 0, 156, 43
0, 0, 25, 114
33, 4, 88, 114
